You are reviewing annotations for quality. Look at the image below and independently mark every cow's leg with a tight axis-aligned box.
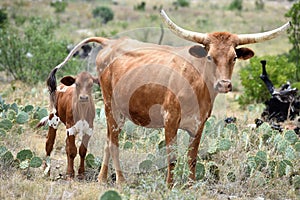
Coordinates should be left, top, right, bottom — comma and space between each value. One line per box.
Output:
98, 129, 110, 183
164, 113, 180, 187
78, 134, 91, 180
66, 132, 77, 179
44, 127, 57, 176
187, 126, 204, 183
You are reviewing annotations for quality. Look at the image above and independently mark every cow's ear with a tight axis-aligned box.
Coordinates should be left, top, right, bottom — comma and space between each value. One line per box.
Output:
236, 47, 255, 60
93, 77, 100, 85
189, 45, 207, 58
60, 76, 76, 86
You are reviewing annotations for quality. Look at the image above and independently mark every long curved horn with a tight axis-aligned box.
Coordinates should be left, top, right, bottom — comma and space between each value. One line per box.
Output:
160, 9, 207, 44
238, 21, 291, 45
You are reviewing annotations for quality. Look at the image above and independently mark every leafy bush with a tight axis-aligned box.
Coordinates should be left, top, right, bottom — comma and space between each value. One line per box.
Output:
50, 0, 68, 13
228, 0, 243, 11
0, 17, 81, 84
173, 0, 190, 8
285, 1, 300, 80
92, 6, 114, 24
134, 2, 146, 11
238, 55, 297, 106
255, 0, 264, 10
0, 8, 8, 29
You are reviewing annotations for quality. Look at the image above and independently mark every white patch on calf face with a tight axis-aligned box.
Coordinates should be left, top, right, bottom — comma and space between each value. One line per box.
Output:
48, 114, 60, 129
67, 120, 93, 137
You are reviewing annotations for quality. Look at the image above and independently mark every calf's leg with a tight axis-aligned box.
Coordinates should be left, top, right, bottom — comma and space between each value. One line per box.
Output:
78, 134, 91, 179
66, 133, 77, 179
44, 127, 57, 176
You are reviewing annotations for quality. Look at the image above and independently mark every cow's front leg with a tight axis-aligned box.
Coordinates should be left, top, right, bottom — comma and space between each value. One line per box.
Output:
78, 134, 91, 180
66, 132, 77, 179
187, 127, 203, 183
164, 115, 180, 188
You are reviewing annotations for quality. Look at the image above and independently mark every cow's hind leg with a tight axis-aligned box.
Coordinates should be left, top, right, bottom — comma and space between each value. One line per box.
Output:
66, 133, 77, 179
78, 134, 91, 180
44, 127, 57, 176
109, 123, 125, 184
98, 130, 110, 183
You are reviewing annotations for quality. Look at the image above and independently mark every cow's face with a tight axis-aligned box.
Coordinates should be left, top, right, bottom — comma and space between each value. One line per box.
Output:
60, 72, 99, 103
204, 33, 254, 93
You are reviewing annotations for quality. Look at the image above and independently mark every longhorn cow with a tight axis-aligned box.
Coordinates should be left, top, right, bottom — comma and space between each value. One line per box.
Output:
49, 10, 290, 185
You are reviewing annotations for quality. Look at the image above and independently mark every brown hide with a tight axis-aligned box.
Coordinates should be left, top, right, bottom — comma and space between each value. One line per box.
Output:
96, 36, 252, 186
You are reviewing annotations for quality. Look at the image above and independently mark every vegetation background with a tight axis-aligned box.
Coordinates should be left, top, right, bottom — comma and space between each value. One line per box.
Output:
0, 0, 299, 199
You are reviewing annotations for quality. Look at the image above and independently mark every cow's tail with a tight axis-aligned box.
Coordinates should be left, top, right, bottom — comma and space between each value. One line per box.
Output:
52, 37, 109, 72
36, 116, 49, 128
46, 37, 108, 113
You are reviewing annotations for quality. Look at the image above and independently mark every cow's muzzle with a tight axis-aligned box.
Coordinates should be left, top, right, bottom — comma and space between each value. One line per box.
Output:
215, 80, 232, 93
79, 95, 89, 102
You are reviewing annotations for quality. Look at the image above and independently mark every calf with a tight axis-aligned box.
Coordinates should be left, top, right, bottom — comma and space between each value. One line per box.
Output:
37, 70, 99, 179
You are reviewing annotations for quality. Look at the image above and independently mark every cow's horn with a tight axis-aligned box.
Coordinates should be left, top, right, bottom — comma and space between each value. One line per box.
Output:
238, 21, 291, 45
160, 9, 207, 44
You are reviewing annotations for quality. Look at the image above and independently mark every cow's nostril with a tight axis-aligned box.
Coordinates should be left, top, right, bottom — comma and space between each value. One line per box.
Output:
80, 96, 89, 101
217, 80, 232, 92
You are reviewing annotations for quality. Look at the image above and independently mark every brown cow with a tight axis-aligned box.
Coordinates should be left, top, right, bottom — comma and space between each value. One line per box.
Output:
50, 10, 290, 185
37, 70, 99, 179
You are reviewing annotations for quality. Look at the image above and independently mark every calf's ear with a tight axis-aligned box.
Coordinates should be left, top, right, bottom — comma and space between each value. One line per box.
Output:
60, 76, 76, 86
236, 47, 255, 60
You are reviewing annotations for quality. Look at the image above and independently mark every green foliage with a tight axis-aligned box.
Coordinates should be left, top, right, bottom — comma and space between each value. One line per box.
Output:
16, 111, 29, 124
228, 0, 243, 11
100, 190, 122, 200
173, 0, 190, 8
238, 56, 297, 106
92, 6, 114, 24
134, 2, 146, 11
285, 1, 300, 80
17, 149, 33, 162
29, 157, 42, 168
139, 159, 153, 172
0, 119, 13, 130
0, 8, 8, 29
85, 153, 101, 169
0, 17, 81, 84
50, 0, 68, 13
255, 0, 264, 10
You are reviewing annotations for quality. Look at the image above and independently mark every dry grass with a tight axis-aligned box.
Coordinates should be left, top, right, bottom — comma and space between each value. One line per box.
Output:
0, 0, 299, 199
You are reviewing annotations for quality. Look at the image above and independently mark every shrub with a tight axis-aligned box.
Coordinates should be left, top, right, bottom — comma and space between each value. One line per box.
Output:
0, 8, 8, 29
255, 0, 264, 10
285, 1, 300, 80
92, 6, 114, 24
0, 17, 81, 84
173, 0, 190, 8
238, 55, 297, 106
228, 0, 243, 11
50, 0, 68, 13
134, 2, 146, 11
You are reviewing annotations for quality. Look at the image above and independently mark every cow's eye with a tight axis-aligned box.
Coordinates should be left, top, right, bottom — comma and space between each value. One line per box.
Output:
207, 55, 212, 61
75, 83, 80, 88
233, 56, 237, 62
